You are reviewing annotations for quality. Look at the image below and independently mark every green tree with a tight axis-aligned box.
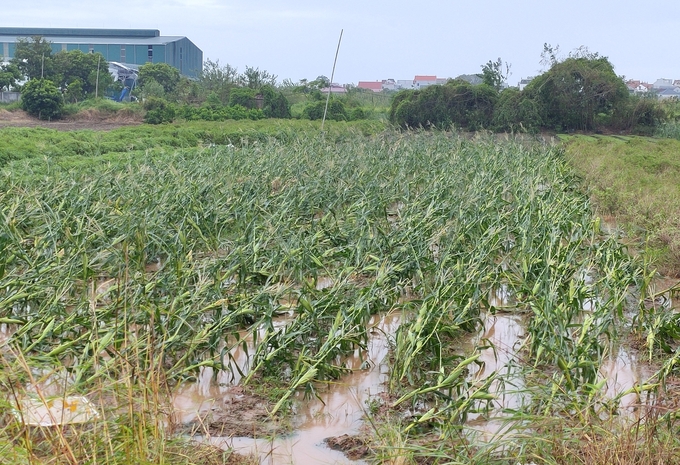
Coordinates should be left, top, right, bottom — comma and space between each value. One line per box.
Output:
228, 87, 256, 108
480, 57, 511, 90
389, 81, 498, 130
138, 62, 181, 95
525, 51, 628, 131
302, 99, 347, 121
260, 84, 291, 118
198, 59, 238, 104
238, 66, 277, 89
21, 79, 63, 120
310, 75, 330, 89
0, 61, 21, 91
11, 36, 54, 80
492, 88, 542, 132
52, 50, 112, 98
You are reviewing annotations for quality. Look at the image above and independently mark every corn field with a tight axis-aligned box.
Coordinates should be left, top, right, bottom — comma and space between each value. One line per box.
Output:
0, 127, 670, 464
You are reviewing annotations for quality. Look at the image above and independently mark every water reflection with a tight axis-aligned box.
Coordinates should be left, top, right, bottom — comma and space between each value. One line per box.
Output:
174, 312, 400, 464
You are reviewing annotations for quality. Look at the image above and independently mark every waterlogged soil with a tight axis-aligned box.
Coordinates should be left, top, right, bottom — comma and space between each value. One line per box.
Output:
166, 279, 680, 465
174, 312, 400, 464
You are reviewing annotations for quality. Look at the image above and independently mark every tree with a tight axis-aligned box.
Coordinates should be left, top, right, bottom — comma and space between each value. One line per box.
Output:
540, 43, 561, 70
198, 59, 238, 104
138, 63, 181, 95
310, 75, 330, 89
11, 36, 54, 80
260, 85, 291, 118
524, 52, 628, 130
238, 66, 277, 89
302, 99, 347, 121
0, 62, 21, 91
52, 50, 112, 98
21, 79, 63, 120
480, 57, 511, 90
228, 87, 256, 108
389, 81, 498, 130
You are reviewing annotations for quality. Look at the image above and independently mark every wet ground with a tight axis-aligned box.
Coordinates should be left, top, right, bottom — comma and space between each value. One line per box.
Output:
169, 280, 669, 464
173, 312, 400, 464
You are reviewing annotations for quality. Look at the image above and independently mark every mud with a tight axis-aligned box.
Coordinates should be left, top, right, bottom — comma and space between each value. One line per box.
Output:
324, 434, 371, 460
176, 311, 400, 464
177, 386, 285, 438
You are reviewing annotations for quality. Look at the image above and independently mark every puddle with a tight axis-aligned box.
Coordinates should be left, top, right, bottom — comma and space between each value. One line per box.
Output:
175, 312, 400, 464
463, 311, 529, 442
173, 314, 293, 419
315, 276, 335, 291
599, 345, 655, 414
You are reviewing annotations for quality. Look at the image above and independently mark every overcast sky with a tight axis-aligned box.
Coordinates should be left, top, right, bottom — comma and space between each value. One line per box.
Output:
7, 0, 679, 85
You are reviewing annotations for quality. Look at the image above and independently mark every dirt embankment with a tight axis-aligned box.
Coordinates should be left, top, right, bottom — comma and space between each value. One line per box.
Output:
0, 108, 143, 131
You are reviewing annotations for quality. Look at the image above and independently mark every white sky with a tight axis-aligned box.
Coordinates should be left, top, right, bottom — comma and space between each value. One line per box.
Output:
6, 0, 679, 85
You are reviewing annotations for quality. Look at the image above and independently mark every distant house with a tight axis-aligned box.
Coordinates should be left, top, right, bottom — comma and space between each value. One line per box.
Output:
656, 86, 680, 100
357, 81, 383, 93
652, 78, 675, 89
625, 80, 652, 95
454, 74, 484, 85
320, 84, 347, 94
518, 77, 534, 91
414, 75, 438, 88
396, 79, 413, 90
382, 79, 398, 91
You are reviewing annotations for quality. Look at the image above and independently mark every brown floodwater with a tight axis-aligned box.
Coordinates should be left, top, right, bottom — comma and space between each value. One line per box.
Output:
174, 312, 400, 464
173, 280, 662, 462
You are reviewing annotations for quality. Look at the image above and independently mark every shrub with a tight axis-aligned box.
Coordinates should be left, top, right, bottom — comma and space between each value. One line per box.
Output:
143, 97, 176, 124
229, 87, 257, 109
20, 78, 64, 120
302, 99, 348, 121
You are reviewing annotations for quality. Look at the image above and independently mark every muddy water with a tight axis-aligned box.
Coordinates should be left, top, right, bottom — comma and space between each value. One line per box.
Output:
174, 282, 661, 463
174, 312, 400, 464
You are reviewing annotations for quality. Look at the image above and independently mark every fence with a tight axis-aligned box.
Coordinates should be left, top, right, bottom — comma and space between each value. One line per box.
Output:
0, 92, 21, 103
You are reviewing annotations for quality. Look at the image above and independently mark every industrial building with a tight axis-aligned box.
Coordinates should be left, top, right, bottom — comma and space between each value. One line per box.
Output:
0, 27, 202, 78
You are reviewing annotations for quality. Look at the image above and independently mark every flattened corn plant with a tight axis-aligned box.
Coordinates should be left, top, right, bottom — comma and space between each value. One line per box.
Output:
0, 128, 649, 463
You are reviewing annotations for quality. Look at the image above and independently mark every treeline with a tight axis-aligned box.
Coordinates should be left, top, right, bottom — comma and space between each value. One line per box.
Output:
2, 36, 378, 124
390, 50, 666, 134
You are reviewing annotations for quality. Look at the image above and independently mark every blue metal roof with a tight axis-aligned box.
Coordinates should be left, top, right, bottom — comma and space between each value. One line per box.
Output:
0, 27, 160, 38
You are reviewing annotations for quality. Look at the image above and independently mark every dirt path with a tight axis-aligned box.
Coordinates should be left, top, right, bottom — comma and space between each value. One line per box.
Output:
0, 108, 143, 131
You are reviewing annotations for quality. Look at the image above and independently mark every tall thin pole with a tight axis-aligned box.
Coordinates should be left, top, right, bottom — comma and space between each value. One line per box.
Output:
321, 29, 343, 132
95, 55, 101, 98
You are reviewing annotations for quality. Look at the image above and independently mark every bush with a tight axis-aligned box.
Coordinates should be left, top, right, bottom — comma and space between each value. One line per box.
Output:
349, 107, 368, 121
493, 88, 542, 132
229, 87, 257, 108
302, 99, 348, 121
20, 79, 64, 120
389, 81, 497, 130
260, 85, 291, 119
611, 96, 665, 133
143, 97, 176, 124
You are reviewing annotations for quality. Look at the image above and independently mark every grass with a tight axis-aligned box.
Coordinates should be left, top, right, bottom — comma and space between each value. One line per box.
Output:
564, 135, 680, 276
0, 118, 385, 173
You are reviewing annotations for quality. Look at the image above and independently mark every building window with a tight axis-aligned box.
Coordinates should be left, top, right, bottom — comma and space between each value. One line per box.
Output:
120, 45, 126, 62
147, 45, 153, 62
89, 44, 94, 54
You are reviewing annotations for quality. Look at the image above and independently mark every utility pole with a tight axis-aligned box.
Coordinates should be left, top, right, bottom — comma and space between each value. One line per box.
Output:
321, 29, 343, 132
95, 55, 101, 98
